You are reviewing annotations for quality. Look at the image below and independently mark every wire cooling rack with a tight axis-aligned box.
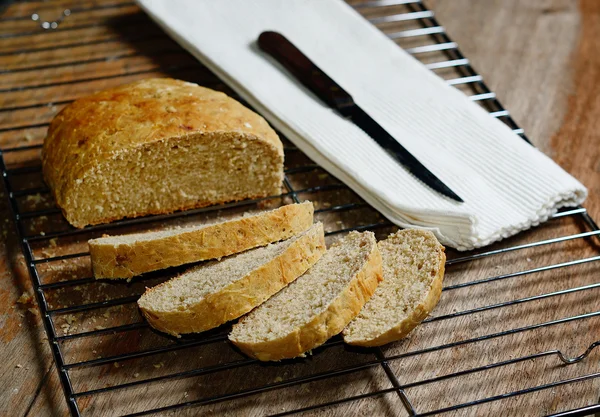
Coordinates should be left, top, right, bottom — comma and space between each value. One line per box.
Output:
1, 1, 599, 416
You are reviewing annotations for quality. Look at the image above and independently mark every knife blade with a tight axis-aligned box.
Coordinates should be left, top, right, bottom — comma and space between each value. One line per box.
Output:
257, 31, 464, 203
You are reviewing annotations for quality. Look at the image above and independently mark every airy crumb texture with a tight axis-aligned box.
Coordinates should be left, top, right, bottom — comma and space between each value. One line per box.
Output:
89, 202, 314, 279
42, 78, 284, 228
138, 223, 326, 336
229, 231, 383, 361
343, 229, 445, 347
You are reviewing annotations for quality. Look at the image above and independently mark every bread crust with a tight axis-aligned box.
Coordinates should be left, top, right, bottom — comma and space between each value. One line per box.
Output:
42, 78, 283, 228
230, 236, 383, 361
89, 202, 314, 279
138, 223, 326, 337
343, 230, 446, 347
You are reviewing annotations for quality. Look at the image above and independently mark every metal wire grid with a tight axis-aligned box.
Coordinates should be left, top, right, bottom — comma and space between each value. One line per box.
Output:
0, 0, 599, 415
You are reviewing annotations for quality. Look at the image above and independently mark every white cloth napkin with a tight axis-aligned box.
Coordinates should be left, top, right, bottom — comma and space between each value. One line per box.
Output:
137, 0, 587, 250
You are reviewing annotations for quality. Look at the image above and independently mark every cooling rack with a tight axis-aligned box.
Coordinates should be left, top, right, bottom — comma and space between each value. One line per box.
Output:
1, 0, 599, 416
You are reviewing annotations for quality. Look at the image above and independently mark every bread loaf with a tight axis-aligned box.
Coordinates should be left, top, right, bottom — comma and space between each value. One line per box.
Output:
89, 202, 314, 279
42, 78, 284, 228
138, 223, 326, 336
229, 231, 383, 361
343, 229, 445, 347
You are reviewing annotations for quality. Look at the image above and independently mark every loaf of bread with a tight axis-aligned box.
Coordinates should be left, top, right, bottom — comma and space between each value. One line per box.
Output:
138, 223, 326, 336
89, 202, 314, 280
343, 229, 445, 347
42, 78, 284, 228
229, 231, 383, 361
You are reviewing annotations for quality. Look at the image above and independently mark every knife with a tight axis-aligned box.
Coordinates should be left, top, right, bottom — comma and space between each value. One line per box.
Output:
257, 31, 464, 203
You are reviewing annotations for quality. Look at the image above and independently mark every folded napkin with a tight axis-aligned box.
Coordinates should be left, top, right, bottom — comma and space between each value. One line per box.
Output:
137, 0, 587, 250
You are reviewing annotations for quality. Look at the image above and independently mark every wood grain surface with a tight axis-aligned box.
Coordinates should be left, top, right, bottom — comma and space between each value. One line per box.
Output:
0, 1, 599, 416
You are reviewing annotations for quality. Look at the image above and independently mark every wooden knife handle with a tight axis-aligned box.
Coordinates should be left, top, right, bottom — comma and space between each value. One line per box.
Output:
258, 31, 355, 112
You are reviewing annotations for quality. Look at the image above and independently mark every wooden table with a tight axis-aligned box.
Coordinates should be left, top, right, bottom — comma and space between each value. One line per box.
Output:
1, 1, 599, 416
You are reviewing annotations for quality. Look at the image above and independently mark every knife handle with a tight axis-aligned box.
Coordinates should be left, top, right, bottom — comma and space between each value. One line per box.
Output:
258, 31, 355, 113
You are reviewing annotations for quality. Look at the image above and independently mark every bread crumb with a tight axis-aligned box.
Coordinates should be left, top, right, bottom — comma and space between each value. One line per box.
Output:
17, 291, 33, 305
274, 376, 283, 383
27, 307, 38, 316
133, 373, 140, 378
153, 362, 164, 369
15, 364, 22, 368
113, 362, 120, 368
25, 193, 43, 204
527, 258, 532, 262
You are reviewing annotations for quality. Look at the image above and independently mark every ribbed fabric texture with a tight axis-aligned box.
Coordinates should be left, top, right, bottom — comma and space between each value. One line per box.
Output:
137, 0, 587, 250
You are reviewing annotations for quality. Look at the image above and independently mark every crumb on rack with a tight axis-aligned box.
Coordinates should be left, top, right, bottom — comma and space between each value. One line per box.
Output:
25, 193, 44, 204
16, 291, 33, 305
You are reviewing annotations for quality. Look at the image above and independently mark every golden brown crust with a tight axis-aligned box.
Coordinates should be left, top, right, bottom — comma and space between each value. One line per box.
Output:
138, 223, 326, 337
42, 78, 283, 227
343, 232, 446, 347
230, 239, 383, 361
89, 202, 314, 279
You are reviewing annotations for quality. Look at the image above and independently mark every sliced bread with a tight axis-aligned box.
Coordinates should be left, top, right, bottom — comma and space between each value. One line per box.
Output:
138, 222, 326, 337
89, 202, 314, 279
229, 231, 383, 361
342, 229, 445, 347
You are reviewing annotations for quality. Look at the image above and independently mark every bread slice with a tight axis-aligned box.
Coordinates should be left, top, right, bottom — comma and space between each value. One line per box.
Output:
229, 231, 383, 361
89, 202, 314, 280
342, 229, 445, 347
138, 223, 326, 337
42, 78, 284, 228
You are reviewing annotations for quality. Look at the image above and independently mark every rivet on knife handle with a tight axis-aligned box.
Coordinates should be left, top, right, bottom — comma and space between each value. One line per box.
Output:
257, 31, 464, 203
